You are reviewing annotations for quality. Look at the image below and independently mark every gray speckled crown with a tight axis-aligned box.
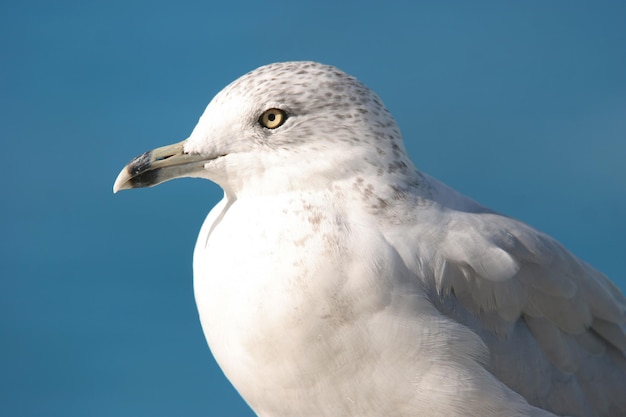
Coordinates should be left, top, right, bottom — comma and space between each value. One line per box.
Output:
212, 61, 411, 169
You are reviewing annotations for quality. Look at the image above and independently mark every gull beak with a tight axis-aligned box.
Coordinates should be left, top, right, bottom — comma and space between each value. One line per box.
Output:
113, 140, 207, 193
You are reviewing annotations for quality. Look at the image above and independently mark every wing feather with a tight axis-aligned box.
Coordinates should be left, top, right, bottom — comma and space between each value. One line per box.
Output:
398, 200, 626, 416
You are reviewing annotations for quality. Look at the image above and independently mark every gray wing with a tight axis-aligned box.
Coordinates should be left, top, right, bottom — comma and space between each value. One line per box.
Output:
386, 171, 626, 416
415, 207, 626, 417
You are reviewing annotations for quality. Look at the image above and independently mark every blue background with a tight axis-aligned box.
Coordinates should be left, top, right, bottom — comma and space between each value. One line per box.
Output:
1, 1, 625, 416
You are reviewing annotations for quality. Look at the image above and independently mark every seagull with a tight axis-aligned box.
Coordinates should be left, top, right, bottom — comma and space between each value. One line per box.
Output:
113, 61, 626, 417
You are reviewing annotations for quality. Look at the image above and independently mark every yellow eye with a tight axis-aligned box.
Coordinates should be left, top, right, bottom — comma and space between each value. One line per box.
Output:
259, 108, 287, 129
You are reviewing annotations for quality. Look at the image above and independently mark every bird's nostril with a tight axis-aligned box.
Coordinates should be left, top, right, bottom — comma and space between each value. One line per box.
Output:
157, 154, 174, 161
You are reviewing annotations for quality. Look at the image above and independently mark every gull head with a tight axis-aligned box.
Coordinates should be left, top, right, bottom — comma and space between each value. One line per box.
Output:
113, 61, 413, 196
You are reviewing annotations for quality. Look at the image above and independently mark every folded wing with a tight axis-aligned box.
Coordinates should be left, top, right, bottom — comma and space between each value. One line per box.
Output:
423, 208, 626, 416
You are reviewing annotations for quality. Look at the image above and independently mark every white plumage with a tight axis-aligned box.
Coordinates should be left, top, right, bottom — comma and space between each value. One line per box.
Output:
114, 61, 626, 416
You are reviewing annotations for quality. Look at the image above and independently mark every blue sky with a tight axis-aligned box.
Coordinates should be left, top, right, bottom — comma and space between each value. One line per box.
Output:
1, 1, 625, 416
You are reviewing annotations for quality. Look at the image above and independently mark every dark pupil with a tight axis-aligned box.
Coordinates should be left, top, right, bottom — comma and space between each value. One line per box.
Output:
268, 113, 276, 122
